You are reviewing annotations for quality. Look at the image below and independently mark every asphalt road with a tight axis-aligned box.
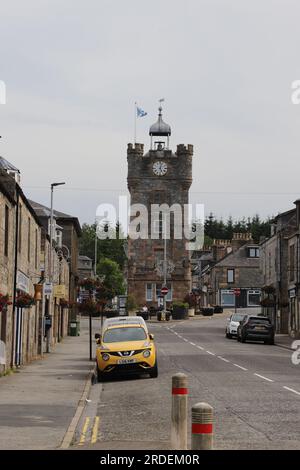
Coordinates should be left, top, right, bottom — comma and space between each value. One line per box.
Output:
76, 313, 300, 450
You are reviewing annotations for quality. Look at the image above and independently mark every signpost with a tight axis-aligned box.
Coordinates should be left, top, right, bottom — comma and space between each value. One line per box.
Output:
233, 288, 241, 313
161, 286, 169, 296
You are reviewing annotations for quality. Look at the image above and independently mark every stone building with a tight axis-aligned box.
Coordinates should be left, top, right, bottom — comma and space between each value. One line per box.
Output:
78, 255, 94, 280
29, 201, 81, 320
260, 200, 300, 336
199, 233, 263, 309
127, 106, 193, 307
0, 168, 42, 369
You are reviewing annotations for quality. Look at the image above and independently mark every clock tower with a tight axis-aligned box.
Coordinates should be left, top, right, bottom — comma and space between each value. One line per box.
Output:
127, 105, 193, 308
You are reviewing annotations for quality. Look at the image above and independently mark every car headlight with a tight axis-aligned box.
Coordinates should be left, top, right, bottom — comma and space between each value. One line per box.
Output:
143, 349, 151, 358
102, 353, 110, 361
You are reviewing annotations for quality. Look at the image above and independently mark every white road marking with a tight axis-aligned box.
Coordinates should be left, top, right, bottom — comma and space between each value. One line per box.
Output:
233, 364, 248, 371
190, 342, 196, 346
197, 346, 204, 350
217, 356, 230, 363
206, 351, 215, 356
283, 386, 300, 396
254, 373, 274, 383
183, 338, 188, 342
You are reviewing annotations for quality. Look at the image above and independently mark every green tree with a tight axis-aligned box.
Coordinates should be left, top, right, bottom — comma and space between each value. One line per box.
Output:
97, 257, 126, 297
79, 223, 127, 272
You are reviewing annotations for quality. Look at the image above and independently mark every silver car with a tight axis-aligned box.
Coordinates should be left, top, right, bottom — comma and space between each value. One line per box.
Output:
225, 313, 247, 339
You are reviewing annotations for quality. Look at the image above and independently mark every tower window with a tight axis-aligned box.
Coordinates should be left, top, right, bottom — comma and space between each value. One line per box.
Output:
146, 283, 153, 301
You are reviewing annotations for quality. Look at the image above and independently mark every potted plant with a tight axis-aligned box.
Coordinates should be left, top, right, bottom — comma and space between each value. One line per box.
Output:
260, 298, 275, 308
184, 293, 197, 317
15, 292, 35, 309
172, 301, 189, 320
0, 293, 12, 312
77, 299, 101, 317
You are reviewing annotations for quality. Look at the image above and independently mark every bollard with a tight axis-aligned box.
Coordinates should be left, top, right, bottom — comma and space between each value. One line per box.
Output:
191, 402, 213, 450
171, 373, 188, 450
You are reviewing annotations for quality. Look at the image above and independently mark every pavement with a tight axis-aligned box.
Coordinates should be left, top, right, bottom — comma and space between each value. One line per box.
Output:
0, 317, 101, 450
0, 313, 299, 450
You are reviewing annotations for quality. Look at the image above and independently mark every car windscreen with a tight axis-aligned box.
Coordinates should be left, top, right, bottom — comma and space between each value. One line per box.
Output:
103, 327, 147, 343
232, 314, 245, 322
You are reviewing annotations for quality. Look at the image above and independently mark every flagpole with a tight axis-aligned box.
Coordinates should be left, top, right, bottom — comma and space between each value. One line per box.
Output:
134, 101, 137, 145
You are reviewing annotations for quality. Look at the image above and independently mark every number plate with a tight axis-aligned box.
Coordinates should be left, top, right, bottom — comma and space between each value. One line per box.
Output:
117, 358, 136, 365
254, 326, 265, 330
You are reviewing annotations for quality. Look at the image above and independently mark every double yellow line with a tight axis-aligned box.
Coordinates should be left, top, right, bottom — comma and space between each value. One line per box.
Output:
79, 416, 100, 446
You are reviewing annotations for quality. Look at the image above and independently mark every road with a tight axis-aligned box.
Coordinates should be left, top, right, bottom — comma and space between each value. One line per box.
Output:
75, 313, 300, 450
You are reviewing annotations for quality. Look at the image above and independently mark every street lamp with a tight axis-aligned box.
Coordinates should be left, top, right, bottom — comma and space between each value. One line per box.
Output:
46, 182, 65, 353
50, 182, 65, 281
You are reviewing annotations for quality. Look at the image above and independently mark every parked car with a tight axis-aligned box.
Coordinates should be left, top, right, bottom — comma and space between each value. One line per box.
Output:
95, 316, 158, 381
237, 315, 274, 344
225, 312, 247, 338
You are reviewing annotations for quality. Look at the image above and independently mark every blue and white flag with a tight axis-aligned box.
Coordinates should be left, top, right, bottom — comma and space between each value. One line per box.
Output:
137, 106, 147, 117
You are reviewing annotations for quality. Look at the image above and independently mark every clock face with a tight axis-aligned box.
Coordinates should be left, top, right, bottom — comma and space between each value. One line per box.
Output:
153, 161, 168, 176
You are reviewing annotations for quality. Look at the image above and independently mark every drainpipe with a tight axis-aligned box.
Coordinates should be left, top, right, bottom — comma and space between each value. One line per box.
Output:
11, 189, 19, 368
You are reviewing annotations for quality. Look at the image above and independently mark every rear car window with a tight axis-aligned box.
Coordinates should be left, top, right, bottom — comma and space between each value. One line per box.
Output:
248, 318, 271, 325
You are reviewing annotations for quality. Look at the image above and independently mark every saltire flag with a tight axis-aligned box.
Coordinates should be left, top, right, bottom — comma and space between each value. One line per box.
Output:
137, 106, 147, 117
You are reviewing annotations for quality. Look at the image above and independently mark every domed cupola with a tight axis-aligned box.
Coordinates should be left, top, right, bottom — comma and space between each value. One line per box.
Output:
149, 104, 171, 150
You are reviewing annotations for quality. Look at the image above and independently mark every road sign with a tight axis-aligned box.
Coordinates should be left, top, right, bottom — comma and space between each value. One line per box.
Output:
234, 288, 241, 296
43, 282, 53, 296
161, 286, 169, 296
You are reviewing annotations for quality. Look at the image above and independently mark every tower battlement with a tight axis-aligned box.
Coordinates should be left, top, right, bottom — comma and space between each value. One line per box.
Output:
176, 144, 193, 156
127, 143, 144, 156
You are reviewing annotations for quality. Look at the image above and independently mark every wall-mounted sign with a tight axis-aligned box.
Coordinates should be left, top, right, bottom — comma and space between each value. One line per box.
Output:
43, 282, 53, 296
54, 285, 66, 298
289, 288, 296, 298
17, 271, 30, 293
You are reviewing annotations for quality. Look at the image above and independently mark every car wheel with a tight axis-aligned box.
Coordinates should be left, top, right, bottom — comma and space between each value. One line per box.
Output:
226, 332, 232, 339
241, 335, 246, 343
149, 361, 158, 378
267, 338, 275, 345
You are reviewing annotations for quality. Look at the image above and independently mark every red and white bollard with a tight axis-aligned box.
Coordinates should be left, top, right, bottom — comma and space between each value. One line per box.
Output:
191, 402, 213, 450
171, 373, 188, 450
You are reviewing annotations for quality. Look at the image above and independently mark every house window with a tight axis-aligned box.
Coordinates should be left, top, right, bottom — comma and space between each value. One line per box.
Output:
227, 269, 235, 283
248, 247, 260, 258
146, 283, 153, 301
4, 205, 9, 257
289, 244, 295, 282
247, 290, 261, 307
220, 290, 235, 306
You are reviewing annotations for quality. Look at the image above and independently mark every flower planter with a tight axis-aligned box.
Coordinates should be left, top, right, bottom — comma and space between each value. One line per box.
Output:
172, 305, 188, 320
188, 308, 195, 317
201, 307, 214, 316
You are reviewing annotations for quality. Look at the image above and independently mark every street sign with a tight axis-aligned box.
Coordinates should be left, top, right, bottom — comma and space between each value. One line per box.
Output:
43, 282, 53, 296
234, 288, 241, 296
161, 286, 169, 296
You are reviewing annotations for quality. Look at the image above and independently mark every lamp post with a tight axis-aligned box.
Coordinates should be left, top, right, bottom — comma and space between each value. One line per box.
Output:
47, 182, 65, 352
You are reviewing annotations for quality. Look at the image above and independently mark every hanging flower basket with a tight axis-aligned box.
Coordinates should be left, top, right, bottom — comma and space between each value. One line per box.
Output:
260, 298, 275, 308
60, 299, 74, 309
78, 278, 101, 291
15, 292, 35, 309
77, 299, 102, 316
0, 294, 12, 312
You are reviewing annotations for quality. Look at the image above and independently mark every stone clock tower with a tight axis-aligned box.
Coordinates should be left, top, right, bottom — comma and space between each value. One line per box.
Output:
127, 105, 193, 307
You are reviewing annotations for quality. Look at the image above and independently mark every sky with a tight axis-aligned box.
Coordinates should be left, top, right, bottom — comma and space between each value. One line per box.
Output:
1, 0, 300, 226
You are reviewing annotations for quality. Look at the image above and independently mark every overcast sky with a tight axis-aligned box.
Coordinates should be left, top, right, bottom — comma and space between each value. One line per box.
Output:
1, 0, 300, 226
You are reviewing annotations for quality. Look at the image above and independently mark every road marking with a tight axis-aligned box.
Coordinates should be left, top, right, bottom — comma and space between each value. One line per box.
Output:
283, 386, 300, 396
254, 373, 274, 383
197, 345, 204, 350
217, 356, 230, 363
183, 338, 188, 342
206, 350, 215, 356
91, 416, 100, 444
79, 417, 90, 446
190, 342, 196, 346
233, 364, 248, 371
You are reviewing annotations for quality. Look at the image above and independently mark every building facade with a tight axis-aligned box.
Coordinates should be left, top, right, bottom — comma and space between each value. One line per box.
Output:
127, 106, 192, 307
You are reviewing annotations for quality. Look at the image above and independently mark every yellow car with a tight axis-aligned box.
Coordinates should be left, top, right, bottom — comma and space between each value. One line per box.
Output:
95, 316, 158, 381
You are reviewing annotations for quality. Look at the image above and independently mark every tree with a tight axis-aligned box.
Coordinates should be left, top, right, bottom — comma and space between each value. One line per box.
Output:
97, 257, 126, 297
79, 223, 127, 272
